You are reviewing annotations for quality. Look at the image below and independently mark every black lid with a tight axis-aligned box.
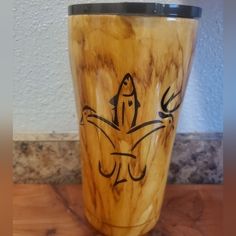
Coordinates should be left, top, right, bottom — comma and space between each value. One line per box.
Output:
68, 2, 202, 19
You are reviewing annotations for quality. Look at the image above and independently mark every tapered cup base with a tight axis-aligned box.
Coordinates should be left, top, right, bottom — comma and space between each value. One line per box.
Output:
85, 209, 158, 236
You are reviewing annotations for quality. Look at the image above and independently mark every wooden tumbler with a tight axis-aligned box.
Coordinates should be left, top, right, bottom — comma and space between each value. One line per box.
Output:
68, 3, 201, 236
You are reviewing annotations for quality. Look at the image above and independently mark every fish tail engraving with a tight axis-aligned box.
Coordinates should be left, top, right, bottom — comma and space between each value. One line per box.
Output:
128, 164, 147, 181
99, 161, 116, 178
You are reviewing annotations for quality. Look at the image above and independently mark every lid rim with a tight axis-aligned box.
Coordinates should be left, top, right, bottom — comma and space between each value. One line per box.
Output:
68, 3, 202, 19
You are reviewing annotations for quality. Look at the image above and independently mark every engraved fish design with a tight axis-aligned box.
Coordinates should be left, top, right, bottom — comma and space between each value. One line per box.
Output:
80, 73, 182, 186
109, 73, 140, 130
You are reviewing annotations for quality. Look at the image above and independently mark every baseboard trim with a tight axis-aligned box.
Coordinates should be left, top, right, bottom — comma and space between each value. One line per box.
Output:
13, 132, 223, 141
13, 133, 79, 141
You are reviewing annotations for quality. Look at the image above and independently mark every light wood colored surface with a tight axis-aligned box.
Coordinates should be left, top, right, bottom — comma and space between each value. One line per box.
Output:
69, 15, 199, 235
13, 185, 223, 236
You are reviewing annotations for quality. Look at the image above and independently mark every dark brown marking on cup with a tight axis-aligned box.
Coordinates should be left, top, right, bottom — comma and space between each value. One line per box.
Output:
128, 164, 147, 182
114, 163, 127, 187
80, 73, 182, 186
111, 152, 136, 159
99, 161, 117, 178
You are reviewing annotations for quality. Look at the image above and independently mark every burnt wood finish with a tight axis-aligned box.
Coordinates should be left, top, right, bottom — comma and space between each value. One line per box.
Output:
69, 15, 199, 236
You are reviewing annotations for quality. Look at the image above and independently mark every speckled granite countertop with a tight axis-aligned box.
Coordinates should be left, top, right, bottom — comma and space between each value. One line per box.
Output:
13, 133, 223, 184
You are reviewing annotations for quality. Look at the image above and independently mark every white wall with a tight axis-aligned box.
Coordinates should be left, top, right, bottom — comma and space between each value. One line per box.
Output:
13, 0, 223, 134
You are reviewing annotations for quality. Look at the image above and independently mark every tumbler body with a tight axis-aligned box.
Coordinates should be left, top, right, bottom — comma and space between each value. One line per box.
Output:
69, 10, 199, 236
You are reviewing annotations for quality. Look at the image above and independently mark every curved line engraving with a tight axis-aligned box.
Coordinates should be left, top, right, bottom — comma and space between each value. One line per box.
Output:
88, 114, 120, 131
128, 164, 147, 181
161, 86, 182, 113
131, 126, 165, 151
127, 120, 163, 134
122, 90, 135, 97
87, 121, 115, 149
111, 152, 136, 159
99, 160, 116, 178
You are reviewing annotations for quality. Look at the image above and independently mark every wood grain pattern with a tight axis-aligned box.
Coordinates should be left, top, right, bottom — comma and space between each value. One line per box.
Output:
13, 185, 223, 236
69, 15, 199, 235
